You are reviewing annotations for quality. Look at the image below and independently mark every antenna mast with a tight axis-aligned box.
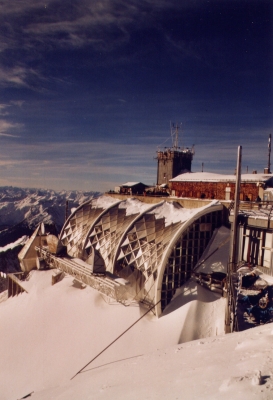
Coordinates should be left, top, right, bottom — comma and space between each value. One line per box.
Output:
170, 122, 181, 150
268, 133, 271, 173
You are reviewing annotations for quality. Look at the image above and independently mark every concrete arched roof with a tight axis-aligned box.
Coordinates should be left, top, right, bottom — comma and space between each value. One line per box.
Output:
154, 202, 223, 316
111, 201, 165, 272
114, 202, 183, 304
60, 196, 120, 258
82, 198, 145, 270
60, 196, 223, 315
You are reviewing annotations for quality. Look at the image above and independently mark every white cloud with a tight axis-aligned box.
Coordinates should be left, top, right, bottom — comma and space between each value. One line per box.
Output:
0, 0, 193, 57
0, 132, 20, 138
0, 66, 29, 86
0, 119, 22, 134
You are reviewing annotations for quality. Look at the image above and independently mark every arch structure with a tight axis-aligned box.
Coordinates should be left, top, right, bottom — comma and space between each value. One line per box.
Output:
60, 196, 223, 316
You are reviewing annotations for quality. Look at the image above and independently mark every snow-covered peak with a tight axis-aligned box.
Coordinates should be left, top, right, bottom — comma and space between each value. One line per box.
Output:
0, 186, 101, 233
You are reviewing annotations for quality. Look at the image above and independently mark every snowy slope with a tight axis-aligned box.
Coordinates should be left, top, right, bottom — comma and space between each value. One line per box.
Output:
33, 323, 273, 400
0, 186, 100, 251
0, 270, 226, 400
0, 270, 272, 400
1, 192, 272, 399
0, 186, 100, 272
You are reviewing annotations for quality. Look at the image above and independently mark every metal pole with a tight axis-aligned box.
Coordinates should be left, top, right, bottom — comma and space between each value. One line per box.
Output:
230, 145, 242, 271
267, 133, 271, 174
226, 146, 242, 333
65, 200, 69, 222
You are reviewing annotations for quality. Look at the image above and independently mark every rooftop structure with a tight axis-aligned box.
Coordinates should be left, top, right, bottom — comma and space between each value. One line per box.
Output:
156, 124, 194, 186
19, 195, 224, 316
170, 172, 273, 201
171, 172, 273, 183
114, 182, 149, 195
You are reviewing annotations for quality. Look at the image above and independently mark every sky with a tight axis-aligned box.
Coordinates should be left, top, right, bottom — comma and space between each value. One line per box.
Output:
0, 0, 272, 192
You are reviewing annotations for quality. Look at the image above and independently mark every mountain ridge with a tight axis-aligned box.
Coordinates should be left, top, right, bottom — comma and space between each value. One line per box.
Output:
0, 186, 101, 272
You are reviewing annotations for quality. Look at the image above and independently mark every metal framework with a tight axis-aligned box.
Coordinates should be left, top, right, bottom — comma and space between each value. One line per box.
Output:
33, 196, 224, 315
161, 210, 222, 310
35, 247, 131, 305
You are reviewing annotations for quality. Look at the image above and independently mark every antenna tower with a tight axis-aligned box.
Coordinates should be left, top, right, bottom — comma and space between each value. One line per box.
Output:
268, 133, 271, 173
170, 122, 181, 150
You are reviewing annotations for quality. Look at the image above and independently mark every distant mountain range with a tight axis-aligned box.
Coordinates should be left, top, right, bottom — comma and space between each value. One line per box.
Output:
0, 186, 100, 273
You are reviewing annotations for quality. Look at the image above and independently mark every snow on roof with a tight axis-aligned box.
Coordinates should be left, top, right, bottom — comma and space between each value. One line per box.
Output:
149, 199, 221, 226
121, 182, 142, 187
170, 171, 273, 183
119, 197, 151, 215
95, 194, 120, 208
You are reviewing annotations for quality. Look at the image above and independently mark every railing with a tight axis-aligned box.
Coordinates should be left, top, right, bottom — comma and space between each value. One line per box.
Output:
240, 200, 273, 210
35, 247, 131, 305
7, 272, 29, 297
228, 200, 273, 213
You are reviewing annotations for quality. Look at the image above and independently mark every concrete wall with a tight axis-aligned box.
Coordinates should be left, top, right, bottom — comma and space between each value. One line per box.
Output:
156, 151, 192, 185
157, 158, 174, 185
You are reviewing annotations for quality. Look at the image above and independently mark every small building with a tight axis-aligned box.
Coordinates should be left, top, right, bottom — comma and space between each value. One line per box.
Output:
116, 182, 149, 195
170, 172, 273, 201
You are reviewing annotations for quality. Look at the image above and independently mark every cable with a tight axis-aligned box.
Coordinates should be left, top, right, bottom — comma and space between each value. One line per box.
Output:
70, 299, 161, 380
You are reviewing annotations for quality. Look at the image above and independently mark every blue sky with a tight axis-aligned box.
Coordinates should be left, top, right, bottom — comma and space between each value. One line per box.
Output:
0, 0, 272, 192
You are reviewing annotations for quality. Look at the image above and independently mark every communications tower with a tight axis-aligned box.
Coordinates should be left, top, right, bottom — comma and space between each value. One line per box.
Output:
156, 123, 194, 186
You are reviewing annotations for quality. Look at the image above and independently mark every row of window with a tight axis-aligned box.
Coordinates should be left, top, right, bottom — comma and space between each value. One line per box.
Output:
161, 211, 222, 311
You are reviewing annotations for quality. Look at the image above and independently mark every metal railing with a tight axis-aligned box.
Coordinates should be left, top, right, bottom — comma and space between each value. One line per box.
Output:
35, 246, 132, 305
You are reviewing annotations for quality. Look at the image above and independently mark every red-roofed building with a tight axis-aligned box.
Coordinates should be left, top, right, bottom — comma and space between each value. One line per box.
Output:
170, 172, 273, 201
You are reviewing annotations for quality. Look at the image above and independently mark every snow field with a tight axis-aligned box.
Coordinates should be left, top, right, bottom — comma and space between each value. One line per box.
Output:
0, 270, 225, 400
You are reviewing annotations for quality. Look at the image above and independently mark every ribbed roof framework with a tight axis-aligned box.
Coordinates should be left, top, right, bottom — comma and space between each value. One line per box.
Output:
60, 200, 105, 258
116, 214, 181, 304
84, 206, 138, 270
60, 196, 223, 315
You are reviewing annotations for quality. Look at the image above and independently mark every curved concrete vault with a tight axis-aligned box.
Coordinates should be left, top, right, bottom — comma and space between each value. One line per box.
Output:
60, 196, 223, 316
